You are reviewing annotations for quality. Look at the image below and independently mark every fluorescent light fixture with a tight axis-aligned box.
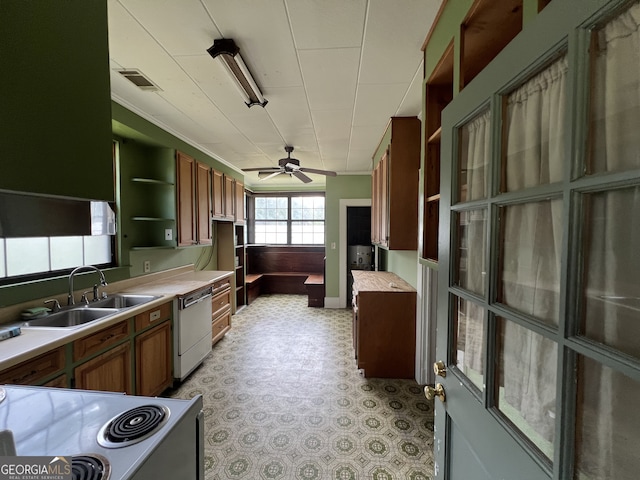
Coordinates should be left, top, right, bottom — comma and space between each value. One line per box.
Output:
207, 38, 267, 108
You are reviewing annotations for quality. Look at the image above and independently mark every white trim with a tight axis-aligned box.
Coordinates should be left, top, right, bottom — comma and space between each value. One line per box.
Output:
324, 297, 341, 308
337, 198, 372, 308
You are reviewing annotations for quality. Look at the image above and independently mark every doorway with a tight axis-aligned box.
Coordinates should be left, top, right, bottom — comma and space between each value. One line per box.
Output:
346, 206, 372, 305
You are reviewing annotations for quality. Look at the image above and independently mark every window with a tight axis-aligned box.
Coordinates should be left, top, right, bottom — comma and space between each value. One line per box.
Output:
250, 194, 325, 245
0, 201, 116, 283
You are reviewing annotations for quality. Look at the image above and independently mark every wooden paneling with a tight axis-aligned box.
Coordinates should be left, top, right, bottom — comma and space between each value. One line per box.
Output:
246, 246, 325, 274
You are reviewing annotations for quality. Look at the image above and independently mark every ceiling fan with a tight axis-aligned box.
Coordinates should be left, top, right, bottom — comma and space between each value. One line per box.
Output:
242, 146, 337, 183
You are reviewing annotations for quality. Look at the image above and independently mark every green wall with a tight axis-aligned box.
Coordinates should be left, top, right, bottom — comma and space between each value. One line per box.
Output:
325, 176, 371, 299
0, 0, 113, 201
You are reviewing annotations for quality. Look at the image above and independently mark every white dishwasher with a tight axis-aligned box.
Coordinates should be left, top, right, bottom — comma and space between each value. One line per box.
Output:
174, 285, 212, 381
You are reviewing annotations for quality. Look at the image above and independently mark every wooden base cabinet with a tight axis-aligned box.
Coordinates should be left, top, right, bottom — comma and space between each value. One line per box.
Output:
74, 342, 132, 394
135, 320, 172, 397
352, 271, 416, 379
211, 277, 232, 345
0, 347, 65, 386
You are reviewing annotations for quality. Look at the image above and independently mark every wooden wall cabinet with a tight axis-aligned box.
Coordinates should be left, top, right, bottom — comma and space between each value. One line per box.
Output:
421, 0, 532, 262
352, 271, 416, 379
196, 162, 212, 244
224, 175, 235, 221
176, 151, 212, 246
235, 180, 245, 224
371, 117, 421, 250
212, 169, 224, 219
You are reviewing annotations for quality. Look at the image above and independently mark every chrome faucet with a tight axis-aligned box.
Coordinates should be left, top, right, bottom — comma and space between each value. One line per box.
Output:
67, 265, 108, 305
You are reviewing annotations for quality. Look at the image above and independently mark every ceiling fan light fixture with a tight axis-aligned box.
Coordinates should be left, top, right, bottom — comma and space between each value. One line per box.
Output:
207, 38, 267, 108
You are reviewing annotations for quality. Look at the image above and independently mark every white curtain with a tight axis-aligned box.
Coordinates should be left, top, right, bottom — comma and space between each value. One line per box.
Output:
578, 2, 640, 478
498, 55, 568, 448
457, 111, 490, 384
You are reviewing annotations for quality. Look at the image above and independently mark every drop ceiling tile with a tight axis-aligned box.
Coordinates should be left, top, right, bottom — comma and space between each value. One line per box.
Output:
261, 86, 314, 136
346, 155, 373, 172
395, 64, 424, 116
115, 0, 218, 56
358, 0, 436, 85
176, 53, 253, 116
352, 83, 410, 127
286, 0, 366, 49
299, 48, 360, 112
201, 0, 303, 89
311, 109, 352, 142
350, 125, 386, 154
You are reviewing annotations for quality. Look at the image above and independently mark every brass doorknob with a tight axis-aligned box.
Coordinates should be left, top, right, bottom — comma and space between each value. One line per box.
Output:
424, 383, 446, 402
433, 361, 447, 377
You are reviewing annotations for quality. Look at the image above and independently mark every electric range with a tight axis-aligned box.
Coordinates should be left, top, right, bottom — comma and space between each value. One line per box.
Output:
0, 385, 203, 480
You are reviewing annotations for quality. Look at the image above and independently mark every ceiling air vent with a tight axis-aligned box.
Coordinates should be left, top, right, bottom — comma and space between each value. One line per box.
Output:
116, 69, 161, 91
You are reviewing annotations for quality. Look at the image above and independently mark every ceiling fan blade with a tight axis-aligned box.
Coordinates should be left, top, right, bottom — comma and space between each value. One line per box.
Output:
299, 167, 337, 177
259, 171, 283, 181
242, 167, 280, 172
292, 171, 313, 183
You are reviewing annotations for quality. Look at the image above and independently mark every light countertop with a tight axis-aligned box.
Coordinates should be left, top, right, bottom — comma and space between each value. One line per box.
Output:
0, 266, 232, 371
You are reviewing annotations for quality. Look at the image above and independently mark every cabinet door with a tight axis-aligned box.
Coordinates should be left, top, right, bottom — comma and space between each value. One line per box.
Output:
135, 320, 172, 397
234, 180, 245, 223
74, 342, 132, 394
212, 169, 224, 218
224, 175, 235, 220
177, 152, 196, 246
371, 165, 379, 244
379, 151, 389, 247
196, 161, 212, 245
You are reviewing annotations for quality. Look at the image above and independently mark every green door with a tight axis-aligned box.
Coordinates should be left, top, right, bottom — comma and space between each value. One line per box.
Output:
434, 0, 640, 478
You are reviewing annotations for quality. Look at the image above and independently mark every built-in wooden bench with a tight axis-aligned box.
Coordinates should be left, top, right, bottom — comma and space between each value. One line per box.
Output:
245, 274, 263, 305
246, 246, 325, 306
304, 274, 325, 307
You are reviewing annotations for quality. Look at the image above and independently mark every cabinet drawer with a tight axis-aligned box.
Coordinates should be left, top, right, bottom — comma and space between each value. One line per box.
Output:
42, 374, 68, 388
0, 347, 65, 385
212, 277, 231, 296
212, 309, 231, 345
134, 301, 172, 332
212, 289, 231, 319
74, 320, 130, 362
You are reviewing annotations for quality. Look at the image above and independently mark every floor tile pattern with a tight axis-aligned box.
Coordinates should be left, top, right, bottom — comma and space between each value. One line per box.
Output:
169, 294, 434, 479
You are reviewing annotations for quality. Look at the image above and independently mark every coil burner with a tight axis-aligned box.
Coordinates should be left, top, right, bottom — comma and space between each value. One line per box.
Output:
97, 405, 170, 448
71, 454, 110, 480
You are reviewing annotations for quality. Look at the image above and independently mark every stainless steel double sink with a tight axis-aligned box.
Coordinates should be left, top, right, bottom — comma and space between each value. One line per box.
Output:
21, 294, 161, 328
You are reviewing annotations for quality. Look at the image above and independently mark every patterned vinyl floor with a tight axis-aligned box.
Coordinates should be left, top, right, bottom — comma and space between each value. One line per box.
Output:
169, 294, 435, 480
